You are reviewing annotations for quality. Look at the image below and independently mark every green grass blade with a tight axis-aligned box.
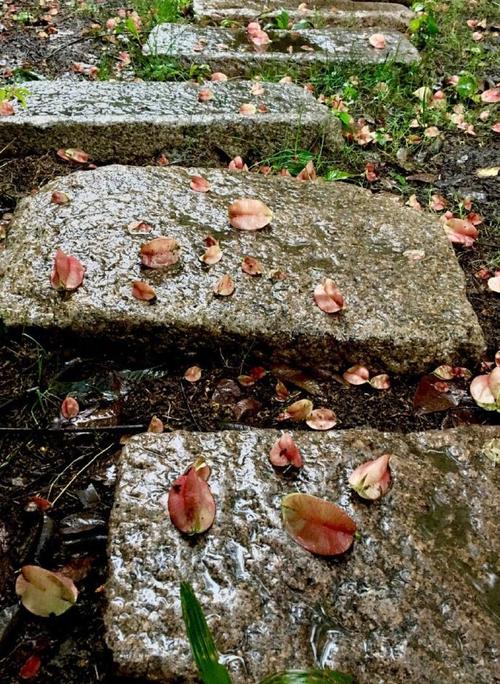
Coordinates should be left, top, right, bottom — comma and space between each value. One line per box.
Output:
259, 670, 354, 684
180, 582, 233, 684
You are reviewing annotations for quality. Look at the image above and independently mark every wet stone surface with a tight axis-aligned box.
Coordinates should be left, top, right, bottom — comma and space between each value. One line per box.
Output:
0, 80, 341, 162
0, 165, 485, 374
105, 427, 500, 683
144, 23, 420, 75
193, 0, 414, 31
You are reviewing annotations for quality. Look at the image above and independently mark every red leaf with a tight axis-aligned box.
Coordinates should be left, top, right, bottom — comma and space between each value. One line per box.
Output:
190, 175, 210, 193
269, 434, 303, 468
228, 198, 273, 230
0, 101, 15, 116
210, 72, 228, 82
168, 465, 216, 535
369, 33, 386, 49
282, 492, 356, 556
228, 156, 248, 172
60, 396, 79, 419
314, 278, 345, 313
132, 280, 156, 301
50, 250, 85, 291
481, 88, 500, 103
19, 655, 41, 680
413, 374, 462, 414
200, 237, 222, 265
198, 88, 214, 102
140, 237, 180, 268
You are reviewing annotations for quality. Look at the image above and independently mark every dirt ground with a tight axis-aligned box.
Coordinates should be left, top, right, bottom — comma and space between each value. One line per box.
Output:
0, 1, 499, 682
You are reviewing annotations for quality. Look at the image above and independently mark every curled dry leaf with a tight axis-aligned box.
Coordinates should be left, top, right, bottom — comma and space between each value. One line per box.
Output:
470, 366, 500, 411
56, 148, 90, 164
168, 464, 216, 535
433, 364, 471, 380
147, 415, 164, 433
487, 275, 500, 293
275, 379, 289, 401
190, 175, 210, 193
228, 156, 248, 172
213, 273, 235, 296
251, 81, 265, 96
348, 453, 391, 500
369, 33, 386, 49
0, 101, 14, 116
314, 278, 345, 314
269, 434, 303, 468
51, 191, 70, 205
50, 250, 85, 291
198, 88, 214, 102
132, 280, 156, 301
278, 398, 313, 422
184, 365, 202, 382
200, 236, 222, 265
240, 102, 257, 115
444, 218, 478, 246
16, 565, 78, 617
343, 365, 370, 386
282, 492, 356, 556
60, 396, 79, 420
296, 160, 317, 181
127, 220, 153, 233
140, 237, 180, 268
210, 72, 227, 81
238, 366, 266, 387
193, 456, 211, 481
228, 198, 273, 230
306, 408, 337, 430
370, 374, 391, 390
233, 397, 262, 420
241, 255, 263, 276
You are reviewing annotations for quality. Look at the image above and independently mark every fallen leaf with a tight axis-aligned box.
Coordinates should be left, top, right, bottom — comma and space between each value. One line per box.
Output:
132, 280, 156, 301
213, 273, 235, 296
241, 255, 263, 275
278, 398, 313, 422
147, 415, 164, 433
492, 122, 500, 133
370, 374, 391, 390
200, 236, 222, 265
269, 434, 303, 468
424, 126, 440, 138
228, 156, 248, 172
364, 162, 378, 182
140, 237, 180, 268
272, 366, 322, 395
282, 493, 356, 556
210, 72, 227, 81
233, 397, 262, 420
433, 364, 471, 380
184, 366, 202, 382
348, 454, 391, 500
475, 166, 499, 178
470, 367, 500, 411
481, 88, 500, 103
51, 191, 70, 205
0, 101, 14, 116
239, 102, 257, 115
296, 160, 316, 181
413, 374, 463, 414
228, 198, 273, 230
314, 278, 346, 314
369, 33, 386, 49
127, 220, 153, 233
168, 465, 216, 535
190, 175, 210, 193
488, 275, 500, 293
251, 82, 265, 96
50, 250, 85, 291
60, 396, 79, 419
275, 379, 289, 401
198, 88, 214, 102
305, 408, 337, 430
56, 148, 90, 164
444, 218, 478, 246
16, 565, 78, 617
19, 655, 41, 680
343, 365, 369, 386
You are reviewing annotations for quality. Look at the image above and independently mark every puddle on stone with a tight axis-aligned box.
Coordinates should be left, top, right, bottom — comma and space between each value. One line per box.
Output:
416, 497, 470, 549
425, 447, 460, 474
231, 30, 321, 54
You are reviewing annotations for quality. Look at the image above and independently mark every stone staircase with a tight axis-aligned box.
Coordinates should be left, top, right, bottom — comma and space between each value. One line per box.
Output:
0, 4, 498, 683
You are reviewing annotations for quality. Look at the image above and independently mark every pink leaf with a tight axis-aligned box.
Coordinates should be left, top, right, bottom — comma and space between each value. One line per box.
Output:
370, 374, 391, 390
213, 273, 235, 296
369, 33, 386, 49
251, 82, 265, 96
282, 492, 356, 556
51, 191, 70, 205
444, 218, 478, 246
348, 453, 391, 500
132, 280, 156, 301
305, 408, 337, 430
0, 101, 14, 116
200, 236, 222, 265
198, 88, 214, 102
60, 396, 79, 420
343, 365, 370, 385
127, 220, 153, 233
314, 278, 345, 314
50, 250, 85, 291
190, 175, 210, 193
241, 255, 263, 275
140, 237, 180, 268
487, 275, 500, 293
277, 398, 313, 422
481, 88, 500, 103
168, 465, 216, 535
228, 198, 273, 230
184, 366, 202, 382
239, 102, 257, 115
296, 160, 316, 181
228, 156, 248, 172
210, 72, 227, 81
269, 434, 303, 468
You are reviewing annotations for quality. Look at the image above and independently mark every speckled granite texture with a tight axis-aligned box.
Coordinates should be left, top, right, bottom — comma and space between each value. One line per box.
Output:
193, 0, 414, 30
0, 165, 484, 373
105, 427, 500, 683
144, 23, 420, 74
0, 80, 341, 162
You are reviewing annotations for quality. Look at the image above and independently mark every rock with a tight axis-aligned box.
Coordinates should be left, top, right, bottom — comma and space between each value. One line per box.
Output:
193, 0, 414, 31
144, 23, 419, 75
105, 426, 500, 683
0, 165, 484, 373
0, 80, 341, 163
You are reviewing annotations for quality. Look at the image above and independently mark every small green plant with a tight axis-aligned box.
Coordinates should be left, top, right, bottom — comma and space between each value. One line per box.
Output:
180, 582, 353, 684
0, 85, 30, 107
274, 10, 290, 31
409, 3, 439, 48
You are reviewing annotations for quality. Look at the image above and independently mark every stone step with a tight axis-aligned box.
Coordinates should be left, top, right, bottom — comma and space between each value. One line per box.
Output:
105, 426, 500, 683
193, 0, 415, 31
0, 80, 341, 163
0, 165, 484, 374
144, 23, 420, 75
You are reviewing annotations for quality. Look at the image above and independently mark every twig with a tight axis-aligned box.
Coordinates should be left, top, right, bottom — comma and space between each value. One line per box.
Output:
0, 425, 144, 434
50, 444, 115, 506
180, 381, 201, 430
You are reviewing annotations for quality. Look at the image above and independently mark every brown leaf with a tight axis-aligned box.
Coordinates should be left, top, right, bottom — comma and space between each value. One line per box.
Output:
184, 366, 202, 382
140, 237, 180, 268
132, 280, 156, 301
241, 255, 263, 275
213, 273, 235, 296
278, 398, 313, 422
190, 175, 211, 193
305, 408, 337, 430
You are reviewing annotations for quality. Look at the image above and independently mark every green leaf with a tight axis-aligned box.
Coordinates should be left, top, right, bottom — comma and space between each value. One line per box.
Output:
324, 169, 353, 182
180, 582, 233, 684
259, 670, 354, 684
331, 110, 351, 127
456, 72, 478, 100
